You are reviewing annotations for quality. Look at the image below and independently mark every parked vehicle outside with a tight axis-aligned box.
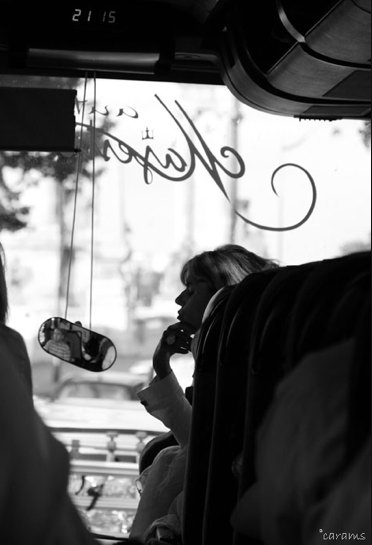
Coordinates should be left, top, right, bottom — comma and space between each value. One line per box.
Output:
51, 370, 148, 402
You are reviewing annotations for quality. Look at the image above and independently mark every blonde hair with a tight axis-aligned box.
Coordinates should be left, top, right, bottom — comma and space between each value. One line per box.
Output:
180, 244, 278, 291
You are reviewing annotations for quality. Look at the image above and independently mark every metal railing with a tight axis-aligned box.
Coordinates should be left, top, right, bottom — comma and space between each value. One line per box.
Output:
48, 425, 161, 538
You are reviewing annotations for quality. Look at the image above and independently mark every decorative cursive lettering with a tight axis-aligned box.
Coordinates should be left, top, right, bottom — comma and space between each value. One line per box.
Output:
76, 95, 317, 232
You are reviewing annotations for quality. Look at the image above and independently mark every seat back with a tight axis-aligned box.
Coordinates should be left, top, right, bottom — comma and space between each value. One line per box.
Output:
345, 296, 371, 465
324, 269, 371, 345
231, 253, 370, 545
139, 430, 178, 474
202, 269, 279, 545
182, 286, 235, 545
285, 251, 371, 372
237, 263, 317, 503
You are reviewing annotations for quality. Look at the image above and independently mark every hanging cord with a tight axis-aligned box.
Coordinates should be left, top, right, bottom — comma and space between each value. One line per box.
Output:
89, 73, 97, 329
64, 74, 88, 320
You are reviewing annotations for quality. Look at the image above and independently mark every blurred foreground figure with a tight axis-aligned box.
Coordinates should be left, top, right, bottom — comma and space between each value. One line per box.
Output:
0, 242, 33, 394
0, 323, 99, 545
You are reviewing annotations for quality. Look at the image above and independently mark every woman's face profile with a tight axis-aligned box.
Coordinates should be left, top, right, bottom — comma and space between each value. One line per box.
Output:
175, 273, 215, 331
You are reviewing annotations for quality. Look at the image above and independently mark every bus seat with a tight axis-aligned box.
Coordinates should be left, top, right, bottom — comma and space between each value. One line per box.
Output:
324, 270, 371, 346
201, 269, 279, 545
236, 263, 317, 503
231, 282, 371, 545
182, 286, 235, 545
345, 296, 371, 467
232, 254, 370, 545
284, 251, 371, 372
139, 430, 178, 475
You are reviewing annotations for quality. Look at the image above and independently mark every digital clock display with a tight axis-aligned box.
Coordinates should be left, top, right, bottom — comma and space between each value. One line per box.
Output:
10, 3, 168, 61
71, 8, 117, 25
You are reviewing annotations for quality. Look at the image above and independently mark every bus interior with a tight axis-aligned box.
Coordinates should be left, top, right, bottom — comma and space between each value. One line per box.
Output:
0, 1, 370, 544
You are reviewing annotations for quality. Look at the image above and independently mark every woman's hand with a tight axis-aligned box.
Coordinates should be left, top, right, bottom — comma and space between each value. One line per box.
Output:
153, 322, 194, 379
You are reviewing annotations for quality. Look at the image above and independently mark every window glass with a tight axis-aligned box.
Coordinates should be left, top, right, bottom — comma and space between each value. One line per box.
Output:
0, 75, 370, 394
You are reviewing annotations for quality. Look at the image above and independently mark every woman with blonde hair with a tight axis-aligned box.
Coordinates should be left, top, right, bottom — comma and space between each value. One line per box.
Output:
130, 244, 278, 543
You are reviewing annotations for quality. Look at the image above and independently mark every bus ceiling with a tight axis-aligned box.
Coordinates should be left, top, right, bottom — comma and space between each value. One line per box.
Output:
0, 0, 370, 119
